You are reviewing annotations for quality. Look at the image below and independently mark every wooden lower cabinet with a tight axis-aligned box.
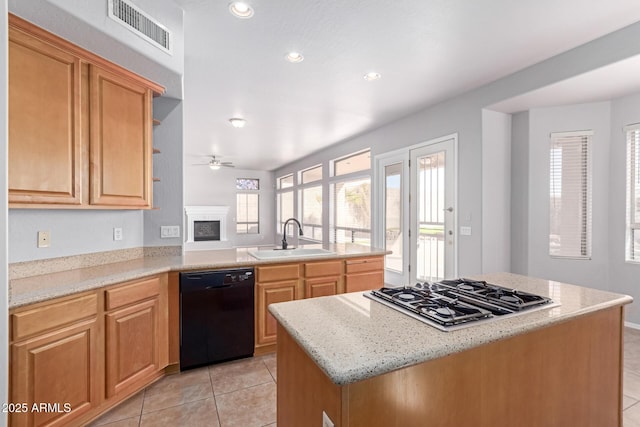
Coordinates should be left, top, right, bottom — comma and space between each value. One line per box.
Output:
10, 319, 99, 427
277, 306, 624, 426
344, 257, 384, 293
105, 299, 160, 398
9, 274, 169, 427
304, 260, 343, 298
256, 280, 300, 349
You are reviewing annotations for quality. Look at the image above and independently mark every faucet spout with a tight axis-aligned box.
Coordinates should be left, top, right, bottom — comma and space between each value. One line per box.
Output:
281, 218, 303, 250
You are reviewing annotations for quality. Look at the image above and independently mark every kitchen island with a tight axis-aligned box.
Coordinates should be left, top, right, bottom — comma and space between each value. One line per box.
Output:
269, 272, 633, 427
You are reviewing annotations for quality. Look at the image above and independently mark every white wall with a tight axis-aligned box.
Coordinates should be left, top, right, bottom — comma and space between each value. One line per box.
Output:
609, 91, 640, 323
481, 109, 511, 273
144, 97, 183, 248
183, 166, 275, 249
1, 1, 9, 424
510, 111, 530, 275
525, 102, 612, 290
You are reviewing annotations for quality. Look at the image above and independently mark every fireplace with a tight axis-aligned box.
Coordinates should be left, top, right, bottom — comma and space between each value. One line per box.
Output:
184, 206, 229, 247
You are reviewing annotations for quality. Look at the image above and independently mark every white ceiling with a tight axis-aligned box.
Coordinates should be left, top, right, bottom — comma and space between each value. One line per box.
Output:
174, 0, 640, 170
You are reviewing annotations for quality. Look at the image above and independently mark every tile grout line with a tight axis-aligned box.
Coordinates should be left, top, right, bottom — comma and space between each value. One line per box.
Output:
208, 366, 223, 427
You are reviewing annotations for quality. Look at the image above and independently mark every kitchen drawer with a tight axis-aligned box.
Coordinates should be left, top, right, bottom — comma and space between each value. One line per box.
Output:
257, 264, 300, 282
305, 260, 342, 278
345, 257, 383, 274
345, 271, 384, 293
105, 276, 161, 311
11, 293, 98, 341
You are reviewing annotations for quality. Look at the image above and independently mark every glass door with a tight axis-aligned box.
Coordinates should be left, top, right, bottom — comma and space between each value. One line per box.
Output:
410, 138, 456, 282
375, 151, 409, 285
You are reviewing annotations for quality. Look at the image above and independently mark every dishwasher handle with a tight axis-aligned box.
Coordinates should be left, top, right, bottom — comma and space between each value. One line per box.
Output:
205, 284, 232, 290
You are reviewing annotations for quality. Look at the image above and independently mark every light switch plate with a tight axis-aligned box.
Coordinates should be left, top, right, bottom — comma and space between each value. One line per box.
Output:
113, 227, 123, 241
460, 226, 472, 236
161, 225, 180, 238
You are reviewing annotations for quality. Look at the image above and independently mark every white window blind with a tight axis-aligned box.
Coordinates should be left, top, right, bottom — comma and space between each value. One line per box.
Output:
626, 125, 640, 262
236, 193, 259, 234
549, 131, 592, 259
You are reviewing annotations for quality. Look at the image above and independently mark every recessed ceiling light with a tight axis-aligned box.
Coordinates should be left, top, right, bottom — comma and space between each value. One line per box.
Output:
364, 72, 381, 81
229, 2, 254, 19
285, 52, 304, 63
229, 118, 247, 128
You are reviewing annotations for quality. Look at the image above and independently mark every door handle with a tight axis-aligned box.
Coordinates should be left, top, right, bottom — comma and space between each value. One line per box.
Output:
444, 207, 453, 212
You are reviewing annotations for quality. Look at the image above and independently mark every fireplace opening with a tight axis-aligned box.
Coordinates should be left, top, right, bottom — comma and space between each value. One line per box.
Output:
194, 220, 221, 241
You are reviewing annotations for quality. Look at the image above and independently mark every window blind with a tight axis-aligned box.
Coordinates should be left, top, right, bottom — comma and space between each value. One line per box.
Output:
626, 126, 640, 261
549, 131, 592, 258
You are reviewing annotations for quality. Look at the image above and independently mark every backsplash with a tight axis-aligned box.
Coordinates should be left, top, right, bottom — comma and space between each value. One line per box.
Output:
9, 246, 182, 280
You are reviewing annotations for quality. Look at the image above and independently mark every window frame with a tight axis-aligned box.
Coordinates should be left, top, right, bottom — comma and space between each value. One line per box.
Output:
329, 169, 372, 246
236, 192, 260, 235
625, 124, 640, 263
548, 130, 593, 260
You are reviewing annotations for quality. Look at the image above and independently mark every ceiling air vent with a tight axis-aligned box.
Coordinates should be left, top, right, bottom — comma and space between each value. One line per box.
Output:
108, 0, 172, 54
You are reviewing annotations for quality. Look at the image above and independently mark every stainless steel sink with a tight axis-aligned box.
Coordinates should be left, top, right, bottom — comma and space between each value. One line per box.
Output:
248, 248, 335, 260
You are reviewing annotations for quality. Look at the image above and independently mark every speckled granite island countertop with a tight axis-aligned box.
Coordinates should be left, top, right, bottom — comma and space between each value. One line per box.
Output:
268, 272, 633, 386
9, 243, 387, 309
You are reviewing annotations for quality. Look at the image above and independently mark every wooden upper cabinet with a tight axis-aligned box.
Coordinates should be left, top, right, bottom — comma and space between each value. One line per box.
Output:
8, 27, 82, 205
89, 65, 153, 208
7, 14, 164, 209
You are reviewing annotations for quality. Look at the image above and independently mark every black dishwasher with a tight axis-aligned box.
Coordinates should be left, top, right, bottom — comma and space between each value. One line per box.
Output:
180, 268, 255, 370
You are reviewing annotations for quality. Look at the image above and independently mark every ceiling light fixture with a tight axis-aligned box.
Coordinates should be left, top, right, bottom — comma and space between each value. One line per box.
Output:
363, 72, 381, 81
209, 160, 221, 171
228, 2, 254, 19
229, 118, 247, 128
285, 52, 304, 63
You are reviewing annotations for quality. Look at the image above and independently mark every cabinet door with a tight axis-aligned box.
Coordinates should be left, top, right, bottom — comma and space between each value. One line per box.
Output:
89, 65, 153, 208
256, 280, 299, 347
10, 319, 98, 427
305, 276, 340, 298
105, 298, 160, 398
8, 27, 82, 206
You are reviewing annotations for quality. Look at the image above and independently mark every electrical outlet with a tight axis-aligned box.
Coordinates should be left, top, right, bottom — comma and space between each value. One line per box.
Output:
322, 411, 334, 427
37, 231, 50, 248
160, 225, 180, 238
113, 227, 123, 241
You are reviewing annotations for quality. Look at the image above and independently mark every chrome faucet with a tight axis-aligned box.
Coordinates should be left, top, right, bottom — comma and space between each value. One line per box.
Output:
281, 218, 303, 249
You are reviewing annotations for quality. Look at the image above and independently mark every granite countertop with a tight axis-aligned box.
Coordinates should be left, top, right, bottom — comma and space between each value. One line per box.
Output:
268, 272, 633, 386
9, 243, 388, 309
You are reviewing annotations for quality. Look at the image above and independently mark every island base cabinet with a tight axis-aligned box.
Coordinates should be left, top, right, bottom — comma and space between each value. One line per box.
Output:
10, 320, 99, 427
277, 306, 624, 427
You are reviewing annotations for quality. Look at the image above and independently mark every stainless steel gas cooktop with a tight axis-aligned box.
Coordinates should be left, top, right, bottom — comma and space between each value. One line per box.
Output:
365, 278, 555, 331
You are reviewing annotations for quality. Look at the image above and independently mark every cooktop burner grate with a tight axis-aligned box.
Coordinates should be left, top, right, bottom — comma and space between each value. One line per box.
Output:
366, 278, 554, 331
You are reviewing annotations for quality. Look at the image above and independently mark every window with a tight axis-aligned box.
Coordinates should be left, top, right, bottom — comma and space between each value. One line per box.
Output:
301, 165, 322, 184
276, 174, 295, 234
278, 174, 294, 189
333, 150, 371, 176
236, 178, 259, 190
236, 193, 259, 234
300, 185, 323, 240
549, 131, 592, 258
626, 125, 640, 262
331, 177, 371, 245
277, 190, 294, 232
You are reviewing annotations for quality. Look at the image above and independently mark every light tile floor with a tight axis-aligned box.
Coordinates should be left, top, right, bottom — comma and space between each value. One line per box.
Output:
91, 327, 640, 426
89, 353, 277, 427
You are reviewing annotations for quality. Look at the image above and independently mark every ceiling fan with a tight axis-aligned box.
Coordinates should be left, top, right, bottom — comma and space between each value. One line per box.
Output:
193, 155, 235, 170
